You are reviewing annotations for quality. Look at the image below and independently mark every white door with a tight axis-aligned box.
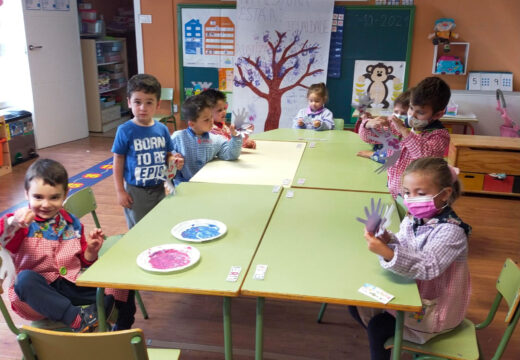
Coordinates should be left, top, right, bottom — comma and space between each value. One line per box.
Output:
22, 1, 88, 149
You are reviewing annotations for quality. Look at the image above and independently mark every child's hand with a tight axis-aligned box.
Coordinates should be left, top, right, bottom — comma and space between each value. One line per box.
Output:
297, 118, 305, 127
84, 228, 104, 261
313, 120, 322, 128
356, 150, 374, 159
116, 190, 133, 209
364, 230, 394, 261
13, 208, 35, 228
173, 153, 184, 170
229, 124, 238, 137
365, 116, 388, 130
244, 138, 256, 149
390, 115, 410, 137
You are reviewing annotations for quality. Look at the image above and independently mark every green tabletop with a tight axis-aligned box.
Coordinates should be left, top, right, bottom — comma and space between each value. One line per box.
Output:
251, 128, 353, 143
293, 131, 389, 193
77, 182, 281, 296
241, 188, 421, 311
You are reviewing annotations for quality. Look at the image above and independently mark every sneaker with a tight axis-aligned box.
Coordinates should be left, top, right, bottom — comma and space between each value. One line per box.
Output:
74, 295, 115, 333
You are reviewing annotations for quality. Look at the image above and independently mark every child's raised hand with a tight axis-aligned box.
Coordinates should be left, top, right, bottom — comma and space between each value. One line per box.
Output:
229, 124, 238, 137
116, 190, 133, 209
84, 228, 105, 261
13, 208, 35, 228
173, 153, 184, 170
356, 150, 374, 159
313, 120, 322, 128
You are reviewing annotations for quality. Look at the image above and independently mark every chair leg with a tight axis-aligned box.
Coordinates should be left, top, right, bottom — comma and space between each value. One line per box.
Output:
135, 291, 149, 320
317, 303, 328, 323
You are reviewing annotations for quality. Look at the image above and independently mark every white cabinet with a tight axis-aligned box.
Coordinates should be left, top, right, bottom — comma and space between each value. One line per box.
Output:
81, 38, 129, 132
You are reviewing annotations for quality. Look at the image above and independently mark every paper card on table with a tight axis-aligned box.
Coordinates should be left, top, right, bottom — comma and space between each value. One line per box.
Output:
297, 178, 306, 185
272, 185, 281, 193
282, 178, 291, 186
286, 190, 294, 198
309, 142, 316, 148
253, 264, 268, 280
358, 283, 394, 304
226, 266, 242, 282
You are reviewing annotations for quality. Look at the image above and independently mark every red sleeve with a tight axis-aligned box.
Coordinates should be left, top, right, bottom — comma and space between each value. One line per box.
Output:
1, 214, 28, 253
78, 224, 95, 266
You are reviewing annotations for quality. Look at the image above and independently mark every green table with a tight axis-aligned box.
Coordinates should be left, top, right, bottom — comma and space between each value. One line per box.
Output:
77, 182, 281, 360
240, 188, 422, 360
251, 128, 353, 143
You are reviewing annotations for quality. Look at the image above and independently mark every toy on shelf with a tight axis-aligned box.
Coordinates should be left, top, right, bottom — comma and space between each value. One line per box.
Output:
436, 55, 463, 75
428, 18, 459, 52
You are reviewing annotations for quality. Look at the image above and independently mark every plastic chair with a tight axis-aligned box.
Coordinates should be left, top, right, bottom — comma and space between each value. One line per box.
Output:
384, 258, 520, 360
153, 87, 177, 131
16, 325, 180, 360
333, 118, 344, 131
63, 187, 149, 320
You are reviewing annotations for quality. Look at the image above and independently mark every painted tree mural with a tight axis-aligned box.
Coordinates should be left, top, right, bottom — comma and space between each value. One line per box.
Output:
234, 30, 324, 131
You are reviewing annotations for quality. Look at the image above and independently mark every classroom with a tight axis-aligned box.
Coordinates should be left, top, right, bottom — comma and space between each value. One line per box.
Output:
0, 1, 519, 359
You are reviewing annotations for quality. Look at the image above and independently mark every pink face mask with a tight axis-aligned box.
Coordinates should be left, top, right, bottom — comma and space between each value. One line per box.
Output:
403, 190, 446, 218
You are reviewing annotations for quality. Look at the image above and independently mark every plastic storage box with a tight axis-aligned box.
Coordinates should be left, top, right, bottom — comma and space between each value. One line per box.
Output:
0, 109, 38, 165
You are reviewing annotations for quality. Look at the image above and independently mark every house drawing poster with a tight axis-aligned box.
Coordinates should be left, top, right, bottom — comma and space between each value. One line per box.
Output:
232, 0, 334, 132
182, 8, 237, 68
352, 60, 406, 109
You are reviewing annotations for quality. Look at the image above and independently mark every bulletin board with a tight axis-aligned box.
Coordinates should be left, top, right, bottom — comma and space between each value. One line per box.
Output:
177, 4, 415, 127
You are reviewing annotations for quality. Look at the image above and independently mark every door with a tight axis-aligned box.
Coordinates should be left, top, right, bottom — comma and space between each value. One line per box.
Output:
22, 1, 88, 149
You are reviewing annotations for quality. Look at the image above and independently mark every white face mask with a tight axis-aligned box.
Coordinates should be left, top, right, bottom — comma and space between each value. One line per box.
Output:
406, 115, 429, 129
394, 113, 407, 122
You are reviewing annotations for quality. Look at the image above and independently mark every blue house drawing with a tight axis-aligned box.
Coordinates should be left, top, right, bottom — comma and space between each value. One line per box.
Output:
185, 19, 203, 55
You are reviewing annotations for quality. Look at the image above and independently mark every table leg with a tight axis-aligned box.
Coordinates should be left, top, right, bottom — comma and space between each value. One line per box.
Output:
96, 287, 107, 332
392, 310, 404, 360
256, 297, 265, 360
223, 297, 233, 360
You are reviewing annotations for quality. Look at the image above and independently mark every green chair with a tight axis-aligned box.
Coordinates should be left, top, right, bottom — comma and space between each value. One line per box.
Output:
333, 118, 344, 131
153, 87, 177, 131
63, 187, 149, 320
16, 325, 180, 360
384, 258, 520, 360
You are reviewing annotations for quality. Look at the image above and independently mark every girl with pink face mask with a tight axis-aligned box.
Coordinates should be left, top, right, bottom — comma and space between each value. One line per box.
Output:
351, 157, 471, 360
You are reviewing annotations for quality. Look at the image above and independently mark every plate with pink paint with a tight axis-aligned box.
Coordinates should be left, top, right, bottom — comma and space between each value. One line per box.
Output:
136, 244, 200, 273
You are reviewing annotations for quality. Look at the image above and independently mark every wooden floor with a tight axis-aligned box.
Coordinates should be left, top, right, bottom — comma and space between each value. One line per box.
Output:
1, 135, 519, 360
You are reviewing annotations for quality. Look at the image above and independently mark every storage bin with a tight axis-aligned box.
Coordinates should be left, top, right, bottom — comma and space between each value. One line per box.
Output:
109, 71, 125, 80
101, 105, 121, 124
483, 174, 514, 193
513, 176, 520, 194
459, 172, 484, 192
80, 9, 97, 21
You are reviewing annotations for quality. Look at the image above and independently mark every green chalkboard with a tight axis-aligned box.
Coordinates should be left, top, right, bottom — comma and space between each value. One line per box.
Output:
327, 6, 415, 127
177, 5, 414, 127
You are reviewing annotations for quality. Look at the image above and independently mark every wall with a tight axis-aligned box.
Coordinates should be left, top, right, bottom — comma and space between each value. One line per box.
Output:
139, 0, 520, 132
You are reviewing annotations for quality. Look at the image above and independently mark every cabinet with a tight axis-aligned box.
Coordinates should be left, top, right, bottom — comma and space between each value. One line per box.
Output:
81, 38, 129, 132
0, 115, 13, 176
448, 134, 520, 196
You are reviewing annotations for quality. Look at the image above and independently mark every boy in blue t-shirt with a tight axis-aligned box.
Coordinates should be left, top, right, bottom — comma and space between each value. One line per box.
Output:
112, 74, 184, 229
171, 94, 242, 184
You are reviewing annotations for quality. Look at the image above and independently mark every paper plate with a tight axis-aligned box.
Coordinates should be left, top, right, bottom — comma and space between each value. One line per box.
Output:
171, 219, 227, 242
136, 244, 200, 273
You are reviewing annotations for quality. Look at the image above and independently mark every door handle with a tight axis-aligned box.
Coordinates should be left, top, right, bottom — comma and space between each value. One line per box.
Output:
28, 45, 43, 51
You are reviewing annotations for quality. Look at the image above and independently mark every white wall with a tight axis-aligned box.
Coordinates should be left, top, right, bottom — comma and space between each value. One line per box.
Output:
451, 90, 520, 136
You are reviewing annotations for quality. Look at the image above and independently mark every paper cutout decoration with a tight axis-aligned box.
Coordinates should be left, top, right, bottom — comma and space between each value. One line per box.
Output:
357, 93, 373, 118
232, 108, 254, 137
356, 198, 395, 237
0, 247, 15, 292
375, 149, 402, 174
368, 128, 402, 174
164, 159, 177, 195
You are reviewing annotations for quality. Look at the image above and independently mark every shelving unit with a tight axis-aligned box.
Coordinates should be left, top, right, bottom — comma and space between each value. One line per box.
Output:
81, 38, 129, 133
0, 115, 12, 176
432, 42, 470, 75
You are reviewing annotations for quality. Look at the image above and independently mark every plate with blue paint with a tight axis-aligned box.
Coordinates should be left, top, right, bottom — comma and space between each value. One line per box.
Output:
171, 219, 227, 242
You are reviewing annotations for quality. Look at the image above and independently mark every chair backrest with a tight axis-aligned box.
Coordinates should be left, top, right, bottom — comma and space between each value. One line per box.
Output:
497, 258, 520, 323
333, 118, 344, 131
63, 187, 101, 228
17, 326, 150, 360
160, 87, 174, 101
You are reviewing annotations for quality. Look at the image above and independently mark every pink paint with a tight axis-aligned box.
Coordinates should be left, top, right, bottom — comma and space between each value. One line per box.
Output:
148, 248, 191, 269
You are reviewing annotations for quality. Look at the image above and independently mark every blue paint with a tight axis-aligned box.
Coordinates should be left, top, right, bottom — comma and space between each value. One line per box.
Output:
181, 224, 221, 240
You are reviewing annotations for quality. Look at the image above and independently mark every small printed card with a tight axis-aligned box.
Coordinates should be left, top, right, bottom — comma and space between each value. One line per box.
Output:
272, 185, 281, 193
282, 178, 291, 186
253, 264, 268, 280
309, 142, 316, 148
286, 190, 294, 198
297, 178, 306, 185
226, 266, 242, 282
358, 283, 394, 304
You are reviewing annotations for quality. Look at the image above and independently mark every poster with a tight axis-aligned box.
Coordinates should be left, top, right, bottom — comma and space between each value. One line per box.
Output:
25, 0, 41, 10
352, 60, 406, 110
233, 0, 335, 132
181, 8, 236, 68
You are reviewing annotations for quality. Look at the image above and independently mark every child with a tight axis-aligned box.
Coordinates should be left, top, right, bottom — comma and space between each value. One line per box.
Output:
293, 83, 334, 131
171, 94, 242, 184
359, 77, 451, 199
353, 157, 471, 360
112, 74, 184, 229
357, 89, 411, 163
201, 88, 256, 149
0, 159, 132, 332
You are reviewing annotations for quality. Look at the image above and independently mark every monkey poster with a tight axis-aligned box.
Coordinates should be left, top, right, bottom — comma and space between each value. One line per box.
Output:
352, 60, 406, 109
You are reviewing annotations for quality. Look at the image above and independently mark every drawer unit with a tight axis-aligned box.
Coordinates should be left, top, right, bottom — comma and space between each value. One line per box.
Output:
455, 147, 520, 175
